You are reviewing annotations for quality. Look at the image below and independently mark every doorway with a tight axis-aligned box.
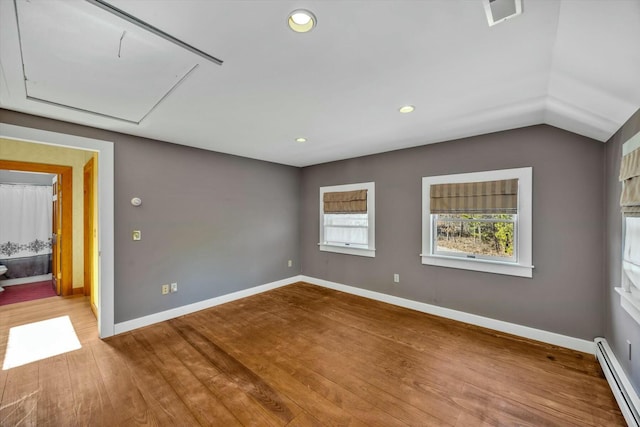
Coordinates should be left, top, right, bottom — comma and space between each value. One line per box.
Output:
0, 124, 115, 338
0, 169, 57, 305
0, 160, 73, 296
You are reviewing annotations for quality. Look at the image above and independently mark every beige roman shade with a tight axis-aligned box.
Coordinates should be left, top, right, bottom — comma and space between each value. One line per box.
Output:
323, 189, 367, 213
620, 147, 640, 216
430, 179, 518, 214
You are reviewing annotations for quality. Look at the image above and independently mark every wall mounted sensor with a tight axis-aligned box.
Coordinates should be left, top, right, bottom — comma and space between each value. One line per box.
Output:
131, 197, 142, 206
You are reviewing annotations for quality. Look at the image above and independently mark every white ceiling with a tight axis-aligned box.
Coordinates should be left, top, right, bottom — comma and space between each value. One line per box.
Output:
1, 0, 639, 167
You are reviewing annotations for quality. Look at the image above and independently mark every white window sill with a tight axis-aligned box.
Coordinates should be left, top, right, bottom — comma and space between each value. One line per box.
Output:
319, 244, 375, 258
616, 287, 640, 327
420, 254, 533, 278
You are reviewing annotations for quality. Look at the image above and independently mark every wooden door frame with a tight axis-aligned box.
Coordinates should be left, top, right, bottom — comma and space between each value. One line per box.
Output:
0, 159, 74, 296
83, 157, 96, 310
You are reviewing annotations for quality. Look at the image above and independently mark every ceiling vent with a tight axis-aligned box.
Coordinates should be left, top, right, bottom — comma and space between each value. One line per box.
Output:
483, 0, 522, 27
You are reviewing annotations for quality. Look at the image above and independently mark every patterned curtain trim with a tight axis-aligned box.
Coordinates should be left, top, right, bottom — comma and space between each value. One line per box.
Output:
0, 239, 52, 257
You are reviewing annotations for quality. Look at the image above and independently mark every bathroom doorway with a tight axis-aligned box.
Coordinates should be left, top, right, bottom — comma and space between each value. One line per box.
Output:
0, 160, 73, 299
52, 174, 60, 294
0, 169, 56, 303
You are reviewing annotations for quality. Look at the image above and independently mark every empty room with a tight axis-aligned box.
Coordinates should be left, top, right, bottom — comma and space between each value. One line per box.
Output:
1, 0, 640, 425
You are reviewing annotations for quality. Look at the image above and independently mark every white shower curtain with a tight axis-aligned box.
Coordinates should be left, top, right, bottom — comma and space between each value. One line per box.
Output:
0, 184, 53, 259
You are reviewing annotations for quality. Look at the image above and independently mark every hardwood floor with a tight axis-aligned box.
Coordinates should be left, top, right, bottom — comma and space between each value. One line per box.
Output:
0, 282, 625, 426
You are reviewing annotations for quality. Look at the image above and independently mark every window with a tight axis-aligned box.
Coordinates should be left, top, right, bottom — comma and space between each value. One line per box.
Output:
616, 130, 640, 325
421, 168, 533, 277
621, 132, 640, 295
618, 216, 640, 325
433, 213, 516, 262
319, 182, 375, 257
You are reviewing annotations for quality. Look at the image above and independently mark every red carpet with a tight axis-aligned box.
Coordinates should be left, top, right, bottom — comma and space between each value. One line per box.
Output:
0, 280, 57, 306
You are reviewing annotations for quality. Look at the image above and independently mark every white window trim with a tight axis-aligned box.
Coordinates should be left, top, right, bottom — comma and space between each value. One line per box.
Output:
319, 182, 375, 258
421, 167, 533, 278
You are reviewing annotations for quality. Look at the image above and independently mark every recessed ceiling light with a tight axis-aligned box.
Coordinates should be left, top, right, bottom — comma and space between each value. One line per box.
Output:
288, 10, 316, 33
399, 105, 415, 113
296, 137, 307, 143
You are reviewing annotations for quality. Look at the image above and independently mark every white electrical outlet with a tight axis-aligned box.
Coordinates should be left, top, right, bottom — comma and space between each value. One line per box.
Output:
288, 260, 293, 267
161, 284, 169, 295
393, 273, 400, 283
132, 230, 141, 241
170, 282, 178, 293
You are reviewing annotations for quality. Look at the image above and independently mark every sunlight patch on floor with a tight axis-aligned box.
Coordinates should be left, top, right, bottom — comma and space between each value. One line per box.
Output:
2, 315, 81, 370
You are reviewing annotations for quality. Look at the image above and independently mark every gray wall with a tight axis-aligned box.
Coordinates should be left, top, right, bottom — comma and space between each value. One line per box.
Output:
0, 109, 301, 323
0, 107, 620, 346
605, 108, 640, 393
301, 125, 605, 340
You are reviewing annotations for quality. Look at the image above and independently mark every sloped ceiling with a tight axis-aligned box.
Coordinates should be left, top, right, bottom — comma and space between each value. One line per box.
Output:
1, 0, 639, 167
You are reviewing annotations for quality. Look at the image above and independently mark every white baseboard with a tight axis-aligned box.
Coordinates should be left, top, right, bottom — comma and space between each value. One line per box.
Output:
300, 275, 595, 354
595, 338, 640, 426
114, 275, 303, 334
0, 273, 52, 286
113, 274, 594, 354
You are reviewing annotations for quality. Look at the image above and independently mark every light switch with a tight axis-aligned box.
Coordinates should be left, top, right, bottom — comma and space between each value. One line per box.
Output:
132, 230, 141, 241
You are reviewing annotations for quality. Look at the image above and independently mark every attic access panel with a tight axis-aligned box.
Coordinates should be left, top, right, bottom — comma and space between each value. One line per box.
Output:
14, 0, 210, 123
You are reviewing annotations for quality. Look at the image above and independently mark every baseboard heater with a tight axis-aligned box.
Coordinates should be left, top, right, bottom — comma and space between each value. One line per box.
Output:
595, 338, 640, 426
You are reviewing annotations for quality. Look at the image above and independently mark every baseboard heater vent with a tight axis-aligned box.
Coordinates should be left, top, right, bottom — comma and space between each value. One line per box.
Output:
595, 337, 640, 426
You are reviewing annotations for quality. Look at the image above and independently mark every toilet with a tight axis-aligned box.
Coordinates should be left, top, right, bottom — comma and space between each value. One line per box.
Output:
0, 265, 6, 292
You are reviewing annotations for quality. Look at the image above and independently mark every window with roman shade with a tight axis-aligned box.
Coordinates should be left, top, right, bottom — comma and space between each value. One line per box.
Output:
617, 131, 640, 323
319, 182, 375, 257
421, 168, 533, 278
620, 141, 640, 217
